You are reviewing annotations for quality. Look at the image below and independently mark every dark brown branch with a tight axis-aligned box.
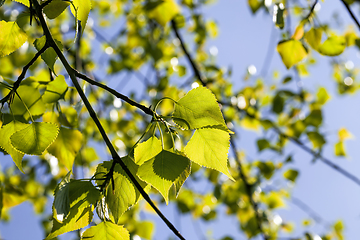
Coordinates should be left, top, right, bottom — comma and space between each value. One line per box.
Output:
31, 1, 185, 239
340, 0, 360, 31
171, 20, 206, 86
230, 138, 269, 240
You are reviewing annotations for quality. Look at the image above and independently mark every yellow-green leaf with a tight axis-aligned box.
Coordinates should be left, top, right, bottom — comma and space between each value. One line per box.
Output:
304, 28, 323, 50
0, 121, 28, 172
81, 222, 129, 240
0, 21, 28, 57
34, 36, 63, 72
184, 128, 234, 181
47, 127, 83, 170
277, 39, 307, 69
338, 128, 353, 141
10, 122, 59, 155
70, 0, 92, 33
42, 75, 68, 103
318, 35, 346, 56
316, 87, 331, 105
137, 150, 190, 204
147, 0, 180, 26
43, 0, 70, 19
283, 169, 299, 182
335, 141, 346, 157
134, 136, 162, 165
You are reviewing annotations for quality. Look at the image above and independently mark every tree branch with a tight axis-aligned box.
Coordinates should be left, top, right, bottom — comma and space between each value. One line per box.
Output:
31, 1, 185, 239
340, 0, 360, 30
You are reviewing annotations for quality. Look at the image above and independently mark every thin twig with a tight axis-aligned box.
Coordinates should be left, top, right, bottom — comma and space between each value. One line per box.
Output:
340, 0, 360, 30
31, 1, 185, 239
171, 20, 206, 86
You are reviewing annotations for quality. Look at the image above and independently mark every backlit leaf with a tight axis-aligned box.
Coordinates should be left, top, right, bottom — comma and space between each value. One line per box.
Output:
0, 21, 28, 57
46, 206, 93, 239
256, 139, 270, 152
134, 136, 162, 165
338, 128, 353, 141
283, 169, 299, 182
173, 86, 226, 130
43, 0, 70, 19
277, 39, 307, 69
12, 0, 29, 7
254, 161, 275, 180
318, 36, 346, 56
307, 131, 326, 149
248, 0, 263, 14
334, 141, 346, 157
81, 222, 129, 240
0, 121, 28, 172
137, 150, 190, 204
34, 36, 63, 72
10, 85, 46, 120
10, 122, 59, 155
96, 157, 148, 223
316, 87, 330, 105
184, 128, 233, 181
70, 0, 92, 33
42, 75, 68, 103
48, 127, 83, 170
304, 28, 323, 50
263, 191, 285, 209
147, 0, 180, 26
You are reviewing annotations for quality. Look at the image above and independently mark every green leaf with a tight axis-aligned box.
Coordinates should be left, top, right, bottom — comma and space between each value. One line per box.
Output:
304, 28, 323, 50
264, 191, 285, 209
277, 39, 307, 69
318, 36, 346, 56
254, 161, 275, 180
12, 0, 29, 7
304, 109, 322, 127
174, 157, 191, 197
0, 21, 28, 57
135, 221, 154, 240
173, 86, 226, 130
335, 141, 346, 157
147, 0, 180, 26
70, 0, 92, 33
248, 0, 263, 14
333, 220, 344, 240
95, 157, 147, 223
0, 121, 28, 172
306, 131, 326, 149
283, 169, 299, 182
316, 87, 330, 105
43, 0, 70, 19
184, 128, 234, 181
137, 150, 190, 204
10, 122, 59, 155
81, 222, 129, 240
42, 75, 68, 103
48, 127, 83, 170
256, 139, 270, 152
53, 172, 71, 220
272, 93, 284, 114
274, 3, 285, 29
134, 136, 162, 165
34, 36, 63, 72
10, 85, 46, 120
46, 206, 93, 239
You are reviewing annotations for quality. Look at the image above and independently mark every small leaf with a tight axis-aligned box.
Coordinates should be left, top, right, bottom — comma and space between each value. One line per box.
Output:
95, 157, 148, 223
306, 131, 326, 149
10, 122, 59, 155
264, 191, 285, 209
304, 28, 323, 50
184, 128, 234, 181
70, 0, 92, 33
173, 86, 226, 130
338, 128, 353, 141
334, 141, 346, 157
304, 109, 322, 127
34, 36, 63, 72
43, 0, 70, 19
0, 21, 28, 57
318, 35, 346, 56
254, 161, 275, 180
137, 150, 190, 204
256, 139, 270, 152
47, 127, 83, 170
46, 206, 93, 239
274, 3, 285, 29
147, 0, 180, 26
248, 0, 263, 14
0, 121, 28, 172
292, 21, 305, 40
316, 87, 330, 105
277, 39, 307, 69
283, 169, 299, 182
272, 93, 284, 114
81, 222, 129, 240
42, 75, 68, 103
134, 136, 162, 165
